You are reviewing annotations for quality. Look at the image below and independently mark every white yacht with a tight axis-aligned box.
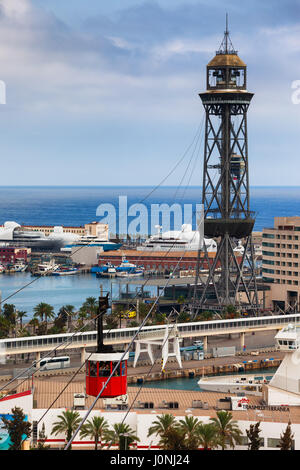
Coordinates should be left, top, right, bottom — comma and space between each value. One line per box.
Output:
198, 372, 272, 396
31, 259, 59, 276
137, 224, 217, 252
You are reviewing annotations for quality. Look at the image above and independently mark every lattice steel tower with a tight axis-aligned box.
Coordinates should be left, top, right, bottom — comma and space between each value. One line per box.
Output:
194, 20, 258, 313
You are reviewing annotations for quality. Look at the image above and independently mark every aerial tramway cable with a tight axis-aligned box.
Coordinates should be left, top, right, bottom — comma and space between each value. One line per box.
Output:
64, 222, 201, 450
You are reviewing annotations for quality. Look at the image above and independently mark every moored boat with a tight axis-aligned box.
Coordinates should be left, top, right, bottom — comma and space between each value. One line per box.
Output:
51, 267, 79, 276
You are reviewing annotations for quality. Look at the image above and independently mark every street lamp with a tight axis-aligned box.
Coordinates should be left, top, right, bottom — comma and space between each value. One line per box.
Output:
119, 432, 131, 450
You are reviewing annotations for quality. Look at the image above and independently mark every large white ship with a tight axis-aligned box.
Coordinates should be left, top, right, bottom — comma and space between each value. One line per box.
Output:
0, 221, 80, 251
137, 224, 217, 252
198, 324, 300, 406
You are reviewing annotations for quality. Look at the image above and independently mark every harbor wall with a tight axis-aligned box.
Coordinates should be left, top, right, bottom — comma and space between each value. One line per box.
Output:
127, 357, 281, 385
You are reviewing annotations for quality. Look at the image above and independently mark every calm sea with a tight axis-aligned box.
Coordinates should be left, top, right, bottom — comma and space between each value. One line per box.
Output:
0, 185, 298, 315
0, 185, 298, 232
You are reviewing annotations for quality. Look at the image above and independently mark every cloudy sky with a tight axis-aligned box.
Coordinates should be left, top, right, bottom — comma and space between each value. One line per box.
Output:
0, 0, 300, 186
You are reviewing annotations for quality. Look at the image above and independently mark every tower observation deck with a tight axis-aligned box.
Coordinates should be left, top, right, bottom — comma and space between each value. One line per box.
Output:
193, 19, 259, 314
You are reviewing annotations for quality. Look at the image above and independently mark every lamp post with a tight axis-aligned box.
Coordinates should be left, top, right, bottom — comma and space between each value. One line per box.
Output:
119, 432, 131, 450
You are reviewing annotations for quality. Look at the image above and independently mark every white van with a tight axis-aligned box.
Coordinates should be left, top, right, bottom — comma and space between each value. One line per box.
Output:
33, 356, 70, 371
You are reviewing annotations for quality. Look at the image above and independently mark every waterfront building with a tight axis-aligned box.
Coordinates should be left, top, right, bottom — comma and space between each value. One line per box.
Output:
0, 369, 299, 450
21, 221, 109, 241
262, 216, 300, 313
96, 249, 217, 274
0, 246, 31, 264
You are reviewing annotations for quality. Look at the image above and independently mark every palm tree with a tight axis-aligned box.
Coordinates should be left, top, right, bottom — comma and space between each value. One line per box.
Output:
148, 414, 177, 448
28, 317, 39, 335
177, 416, 201, 449
34, 302, 54, 333
105, 422, 139, 450
209, 410, 243, 450
159, 426, 188, 450
196, 423, 220, 450
16, 310, 27, 330
65, 304, 76, 330
51, 410, 81, 450
79, 416, 110, 450
81, 297, 98, 319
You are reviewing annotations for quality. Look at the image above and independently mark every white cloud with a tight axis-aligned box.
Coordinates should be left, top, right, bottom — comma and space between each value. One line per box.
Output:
0, 0, 32, 18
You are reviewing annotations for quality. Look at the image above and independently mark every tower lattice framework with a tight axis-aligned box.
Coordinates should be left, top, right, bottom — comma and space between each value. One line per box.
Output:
193, 22, 259, 314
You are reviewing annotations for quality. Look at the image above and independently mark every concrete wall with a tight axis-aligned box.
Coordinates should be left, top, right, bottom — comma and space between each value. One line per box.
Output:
71, 246, 103, 266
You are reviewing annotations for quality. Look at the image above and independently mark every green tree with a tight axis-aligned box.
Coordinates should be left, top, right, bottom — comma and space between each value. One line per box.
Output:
160, 426, 189, 450
2, 304, 16, 325
1, 406, 31, 450
105, 312, 119, 330
0, 315, 11, 338
81, 297, 98, 319
177, 311, 190, 323
34, 302, 55, 333
51, 410, 81, 450
79, 416, 110, 451
63, 305, 76, 330
209, 410, 242, 450
196, 423, 220, 450
16, 310, 27, 330
176, 416, 201, 449
246, 422, 262, 450
199, 311, 214, 321
278, 421, 294, 450
222, 305, 238, 319
148, 414, 177, 447
152, 312, 167, 325
105, 422, 139, 450
28, 317, 39, 335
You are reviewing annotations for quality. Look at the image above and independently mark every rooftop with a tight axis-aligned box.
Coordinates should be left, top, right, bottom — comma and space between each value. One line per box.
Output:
15, 375, 298, 423
207, 53, 246, 68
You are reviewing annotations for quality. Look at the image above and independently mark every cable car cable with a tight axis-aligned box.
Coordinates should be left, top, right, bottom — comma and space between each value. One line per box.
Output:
0, 200, 200, 397
0, 118, 204, 310
64, 224, 201, 450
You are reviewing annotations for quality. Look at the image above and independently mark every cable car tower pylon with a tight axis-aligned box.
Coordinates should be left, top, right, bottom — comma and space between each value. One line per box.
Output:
193, 18, 259, 316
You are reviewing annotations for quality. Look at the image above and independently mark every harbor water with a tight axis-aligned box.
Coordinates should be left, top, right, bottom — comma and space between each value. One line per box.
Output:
0, 272, 154, 316
131, 367, 278, 392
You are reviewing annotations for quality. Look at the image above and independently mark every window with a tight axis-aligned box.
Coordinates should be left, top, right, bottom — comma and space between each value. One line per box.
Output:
112, 362, 121, 377
32, 421, 38, 444
267, 438, 281, 449
98, 361, 110, 377
263, 233, 275, 239
239, 436, 249, 446
89, 361, 97, 377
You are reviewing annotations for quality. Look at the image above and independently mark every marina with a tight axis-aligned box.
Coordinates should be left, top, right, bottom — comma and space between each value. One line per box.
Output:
0, 0, 299, 451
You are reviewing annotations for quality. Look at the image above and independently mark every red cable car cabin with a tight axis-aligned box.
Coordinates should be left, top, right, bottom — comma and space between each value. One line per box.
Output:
86, 352, 129, 398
